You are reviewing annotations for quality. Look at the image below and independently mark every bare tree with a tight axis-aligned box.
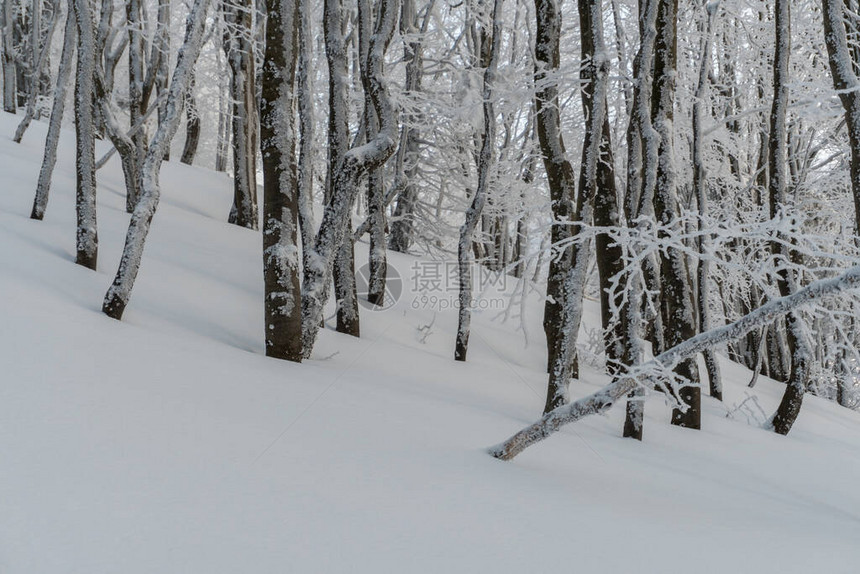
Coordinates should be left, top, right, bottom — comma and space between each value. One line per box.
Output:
768, 0, 811, 435
454, 0, 503, 362
13, 0, 59, 143
30, 0, 75, 221
102, 0, 213, 319
300, 0, 398, 356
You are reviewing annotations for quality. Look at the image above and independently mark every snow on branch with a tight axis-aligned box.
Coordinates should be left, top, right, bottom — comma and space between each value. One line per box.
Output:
489, 264, 860, 461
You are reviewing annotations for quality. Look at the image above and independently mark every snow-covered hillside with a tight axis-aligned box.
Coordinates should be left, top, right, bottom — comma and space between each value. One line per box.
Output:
1, 112, 859, 573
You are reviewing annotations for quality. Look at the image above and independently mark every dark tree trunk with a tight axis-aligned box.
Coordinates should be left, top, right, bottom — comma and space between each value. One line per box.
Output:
180, 71, 200, 165
73, 0, 98, 270
769, 0, 810, 436
225, 0, 259, 229
261, 0, 302, 361
455, 0, 503, 362
651, 0, 701, 429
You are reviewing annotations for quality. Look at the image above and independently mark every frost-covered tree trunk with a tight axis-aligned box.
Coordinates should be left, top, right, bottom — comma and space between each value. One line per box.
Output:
92, 66, 141, 218
225, 0, 260, 229
768, 0, 811, 436
126, 0, 145, 211
582, 0, 638, 424
261, 0, 302, 361
693, 0, 722, 401
540, 0, 601, 411
533, 0, 582, 404
454, 0, 502, 362
102, 0, 213, 319
651, 0, 700, 429
1, 0, 16, 113
30, 0, 75, 221
73, 0, 98, 270
13, 0, 59, 143
823, 0, 860, 237
360, 0, 387, 307
326, 0, 359, 337
621, 0, 658, 440
155, 0, 170, 161
490, 264, 860, 461
300, 0, 398, 357
180, 71, 200, 165
387, 0, 425, 254
296, 0, 315, 271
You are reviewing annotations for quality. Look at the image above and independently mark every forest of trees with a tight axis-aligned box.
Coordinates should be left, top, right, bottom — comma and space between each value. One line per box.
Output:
6, 0, 860, 459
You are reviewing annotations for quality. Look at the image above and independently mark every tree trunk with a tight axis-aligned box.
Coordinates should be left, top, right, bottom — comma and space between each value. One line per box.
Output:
455, 0, 503, 362
582, 0, 640, 436
325, 0, 359, 337
300, 0, 398, 357
225, 0, 259, 229
693, 1, 722, 400
491, 265, 860, 460
73, 0, 98, 270
768, 0, 810, 436
1, 0, 17, 113
622, 0, 658, 440
296, 0, 315, 271
102, 0, 213, 319
13, 0, 59, 143
31, 0, 75, 221
261, 0, 302, 361
360, 0, 387, 307
650, 0, 701, 429
180, 71, 200, 165
387, 0, 425, 254
126, 0, 145, 212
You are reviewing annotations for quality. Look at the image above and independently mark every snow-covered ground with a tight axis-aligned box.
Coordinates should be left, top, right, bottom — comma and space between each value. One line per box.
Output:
1, 111, 859, 573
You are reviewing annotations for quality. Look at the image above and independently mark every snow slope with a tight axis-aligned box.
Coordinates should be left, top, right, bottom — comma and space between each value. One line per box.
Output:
1, 111, 859, 573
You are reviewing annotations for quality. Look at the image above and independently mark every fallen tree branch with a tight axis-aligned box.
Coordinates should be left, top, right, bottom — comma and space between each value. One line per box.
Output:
489, 264, 860, 461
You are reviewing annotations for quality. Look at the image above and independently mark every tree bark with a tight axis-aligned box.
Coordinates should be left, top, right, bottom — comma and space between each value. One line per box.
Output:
73, 0, 98, 270
454, 0, 503, 362
651, 0, 701, 429
103, 0, 213, 319
225, 0, 260, 229
30, 0, 75, 221
1, 0, 17, 113
261, 0, 302, 361
768, 0, 811, 436
693, 0, 722, 400
300, 0, 398, 357
490, 265, 860, 461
